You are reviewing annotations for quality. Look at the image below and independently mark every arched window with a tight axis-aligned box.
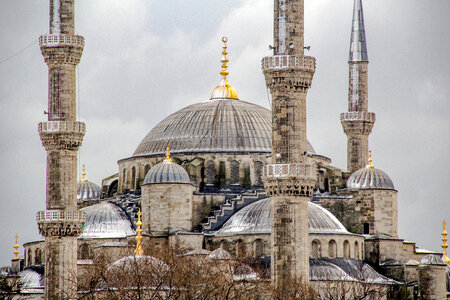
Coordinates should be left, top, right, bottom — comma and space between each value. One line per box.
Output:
131, 166, 136, 190
254, 239, 264, 258
254, 161, 264, 186
80, 244, 90, 260
311, 240, 321, 259
364, 223, 370, 234
206, 240, 214, 251
34, 249, 42, 265
328, 240, 337, 259
236, 240, 246, 257
206, 161, 216, 185
27, 249, 32, 266
343, 240, 350, 259
230, 160, 240, 184
354, 241, 360, 259
122, 169, 126, 187
221, 241, 229, 252
144, 164, 151, 177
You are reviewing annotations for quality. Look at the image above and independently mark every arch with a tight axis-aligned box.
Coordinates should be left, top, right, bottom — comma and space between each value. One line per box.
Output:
206, 240, 214, 251
107, 179, 118, 198
254, 161, 264, 186
131, 166, 136, 190
122, 169, 126, 188
27, 249, 32, 266
354, 241, 360, 259
311, 239, 321, 259
236, 240, 246, 257
230, 160, 240, 184
34, 248, 42, 265
144, 164, 151, 177
205, 161, 216, 185
221, 240, 229, 252
80, 244, 90, 260
343, 240, 350, 259
328, 240, 337, 259
254, 239, 264, 258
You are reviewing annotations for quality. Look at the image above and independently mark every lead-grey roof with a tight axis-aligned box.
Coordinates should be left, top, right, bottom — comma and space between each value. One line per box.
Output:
215, 198, 349, 236
132, 99, 315, 157
349, 0, 368, 62
77, 180, 101, 202
80, 202, 136, 239
143, 160, 191, 184
346, 166, 395, 190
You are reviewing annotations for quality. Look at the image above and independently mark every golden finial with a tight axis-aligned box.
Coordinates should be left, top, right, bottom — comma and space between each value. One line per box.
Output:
80, 164, 88, 181
210, 36, 238, 100
442, 220, 450, 263
134, 209, 144, 256
368, 150, 374, 168
13, 234, 19, 260
220, 36, 229, 80
164, 145, 173, 163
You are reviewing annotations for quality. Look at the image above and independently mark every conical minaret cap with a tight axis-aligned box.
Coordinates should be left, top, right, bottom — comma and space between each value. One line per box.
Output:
349, 0, 369, 62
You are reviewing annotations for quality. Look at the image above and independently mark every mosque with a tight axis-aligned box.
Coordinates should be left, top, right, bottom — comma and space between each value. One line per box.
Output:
1, 0, 449, 299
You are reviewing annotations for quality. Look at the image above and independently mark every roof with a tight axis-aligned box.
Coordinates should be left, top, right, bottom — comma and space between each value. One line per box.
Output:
80, 202, 136, 239
77, 179, 101, 202
349, 0, 368, 62
143, 160, 191, 185
346, 166, 395, 190
214, 198, 350, 236
131, 99, 315, 157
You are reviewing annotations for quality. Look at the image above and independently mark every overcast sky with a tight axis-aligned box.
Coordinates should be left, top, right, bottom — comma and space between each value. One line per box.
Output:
0, 0, 448, 266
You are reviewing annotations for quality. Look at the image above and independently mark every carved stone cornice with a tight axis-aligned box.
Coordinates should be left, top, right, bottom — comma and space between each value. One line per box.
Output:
38, 121, 85, 151
40, 34, 84, 66
341, 117, 375, 136
36, 210, 86, 237
264, 177, 315, 197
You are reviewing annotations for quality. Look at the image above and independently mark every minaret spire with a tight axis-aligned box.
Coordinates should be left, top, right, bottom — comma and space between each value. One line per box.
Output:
263, 0, 316, 286
341, 0, 376, 173
349, 0, 368, 62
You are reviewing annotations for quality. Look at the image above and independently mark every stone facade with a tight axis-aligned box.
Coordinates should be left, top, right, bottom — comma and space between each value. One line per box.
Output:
141, 183, 196, 235
418, 263, 447, 300
37, 1, 85, 298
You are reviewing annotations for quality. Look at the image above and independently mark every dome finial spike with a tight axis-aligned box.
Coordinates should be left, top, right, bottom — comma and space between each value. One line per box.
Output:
210, 36, 238, 100
80, 164, 88, 181
164, 145, 173, 162
13, 234, 19, 260
134, 209, 144, 256
442, 220, 450, 263
368, 150, 374, 168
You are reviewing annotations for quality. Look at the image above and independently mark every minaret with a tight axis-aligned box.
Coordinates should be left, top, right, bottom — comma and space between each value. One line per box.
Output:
36, 1, 86, 299
262, 0, 316, 285
341, 0, 376, 173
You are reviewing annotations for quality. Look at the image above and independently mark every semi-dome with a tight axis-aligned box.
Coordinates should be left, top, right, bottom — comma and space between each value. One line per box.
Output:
77, 166, 101, 201
143, 150, 191, 184
346, 166, 395, 190
215, 198, 349, 236
80, 202, 135, 239
132, 99, 315, 157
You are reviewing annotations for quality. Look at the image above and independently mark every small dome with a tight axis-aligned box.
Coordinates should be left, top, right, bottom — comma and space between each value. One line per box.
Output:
346, 166, 395, 190
77, 166, 101, 201
112, 255, 169, 272
143, 160, 191, 184
215, 198, 349, 236
80, 202, 135, 239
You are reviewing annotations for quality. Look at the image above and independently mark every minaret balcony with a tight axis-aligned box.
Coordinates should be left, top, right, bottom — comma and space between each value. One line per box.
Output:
36, 210, 86, 237
39, 34, 84, 48
38, 120, 86, 134
264, 163, 316, 180
261, 55, 315, 72
340, 111, 376, 123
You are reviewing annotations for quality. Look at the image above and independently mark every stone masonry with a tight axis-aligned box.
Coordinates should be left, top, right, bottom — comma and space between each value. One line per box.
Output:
36, 1, 85, 299
262, 0, 316, 285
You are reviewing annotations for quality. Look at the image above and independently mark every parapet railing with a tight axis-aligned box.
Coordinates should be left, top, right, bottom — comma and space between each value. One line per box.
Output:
38, 121, 86, 133
264, 163, 316, 180
39, 34, 85, 48
340, 111, 376, 122
36, 210, 86, 222
261, 55, 315, 72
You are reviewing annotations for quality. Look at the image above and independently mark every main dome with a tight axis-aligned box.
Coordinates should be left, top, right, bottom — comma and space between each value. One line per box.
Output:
215, 198, 349, 236
132, 99, 315, 157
